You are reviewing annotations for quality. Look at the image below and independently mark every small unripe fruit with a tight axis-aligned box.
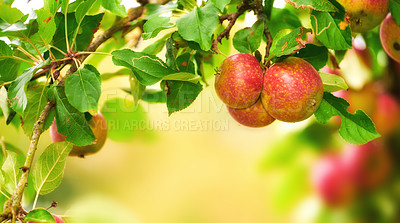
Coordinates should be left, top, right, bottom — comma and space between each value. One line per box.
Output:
342, 141, 391, 190
227, 99, 275, 128
311, 154, 355, 207
337, 0, 389, 33
50, 113, 108, 157
262, 57, 323, 122
215, 53, 263, 109
380, 14, 400, 63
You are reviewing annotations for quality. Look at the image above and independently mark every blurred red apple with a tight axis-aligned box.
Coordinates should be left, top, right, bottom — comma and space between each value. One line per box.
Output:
342, 141, 391, 190
311, 154, 355, 207
373, 93, 400, 136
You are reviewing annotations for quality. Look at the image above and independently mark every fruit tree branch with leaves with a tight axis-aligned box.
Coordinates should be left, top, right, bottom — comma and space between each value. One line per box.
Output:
0, 0, 399, 222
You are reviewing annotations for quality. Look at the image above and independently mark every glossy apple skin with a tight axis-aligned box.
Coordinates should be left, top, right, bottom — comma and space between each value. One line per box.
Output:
262, 57, 323, 122
227, 99, 275, 128
28, 214, 64, 223
342, 141, 391, 190
380, 14, 400, 63
338, 0, 389, 33
50, 113, 108, 157
215, 53, 263, 109
312, 154, 355, 207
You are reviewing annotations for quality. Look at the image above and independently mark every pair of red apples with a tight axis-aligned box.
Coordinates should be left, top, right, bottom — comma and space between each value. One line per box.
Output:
215, 54, 324, 127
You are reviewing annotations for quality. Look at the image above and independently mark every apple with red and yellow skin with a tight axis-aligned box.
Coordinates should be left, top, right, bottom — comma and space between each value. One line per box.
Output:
28, 214, 64, 223
262, 57, 324, 122
215, 53, 263, 109
337, 0, 389, 33
311, 154, 355, 207
227, 99, 275, 128
50, 113, 108, 157
380, 13, 400, 63
342, 141, 391, 190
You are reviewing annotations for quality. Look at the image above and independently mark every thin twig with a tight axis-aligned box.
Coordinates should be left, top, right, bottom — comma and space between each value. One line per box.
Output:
212, 0, 252, 53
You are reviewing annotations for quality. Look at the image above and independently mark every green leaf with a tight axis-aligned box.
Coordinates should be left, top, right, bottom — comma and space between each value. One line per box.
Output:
129, 74, 145, 107
101, 98, 147, 142
176, 1, 219, 50
210, 0, 231, 11
233, 20, 264, 53
101, 0, 127, 17
44, 0, 62, 16
22, 85, 49, 138
269, 27, 305, 57
286, 0, 337, 12
1, 151, 24, 194
48, 86, 95, 146
76, 0, 98, 24
33, 142, 72, 195
145, 2, 177, 20
31, 9, 57, 45
166, 80, 202, 115
165, 36, 178, 70
0, 59, 19, 82
0, 3, 23, 24
319, 72, 348, 92
162, 72, 200, 84
142, 90, 167, 103
0, 142, 23, 167
143, 16, 174, 40
294, 44, 328, 70
310, 9, 352, 50
178, 0, 197, 11
265, 8, 302, 37
65, 66, 101, 113
314, 92, 380, 144
24, 208, 55, 223
73, 0, 98, 44
142, 34, 169, 55
264, 0, 275, 20
111, 49, 175, 86
0, 39, 12, 57
7, 59, 50, 115
53, 13, 103, 58
176, 53, 195, 73
390, 0, 400, 26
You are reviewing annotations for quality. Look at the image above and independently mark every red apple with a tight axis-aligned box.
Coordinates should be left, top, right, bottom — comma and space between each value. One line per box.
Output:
311, 154, 355, 207
380, 13, 400, 63
373, 93, 400, 136
227, 99, 275, 127
262, 57, 324, 122
337, 0, 389, 33
215, 53, 263, 109
50, 113, 108, 157
342, 141, 391, 190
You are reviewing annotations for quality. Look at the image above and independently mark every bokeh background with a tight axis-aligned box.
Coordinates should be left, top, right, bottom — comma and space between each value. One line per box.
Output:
1, 0, 400, 222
